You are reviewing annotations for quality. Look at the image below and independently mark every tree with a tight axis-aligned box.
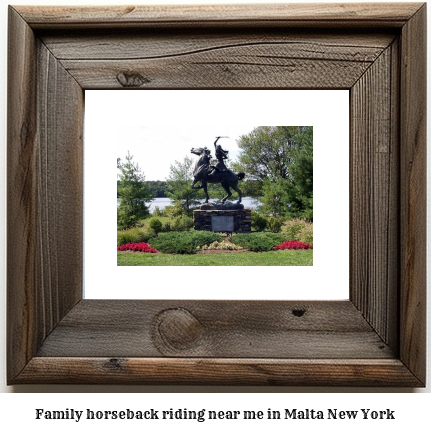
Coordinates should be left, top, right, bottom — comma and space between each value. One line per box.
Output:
145, 180, 169, 198
234, 126, 301, 182
285, 126, 313, 220
117, 152, 153, 229
166, 156, 202, 214
259, 177, 290, 217
234, 126, 313, 220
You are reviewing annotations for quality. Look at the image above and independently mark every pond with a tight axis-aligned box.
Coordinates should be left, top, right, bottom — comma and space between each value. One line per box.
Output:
117, 196, 261, 212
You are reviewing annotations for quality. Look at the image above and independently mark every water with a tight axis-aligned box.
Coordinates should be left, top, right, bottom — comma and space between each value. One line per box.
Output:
117, 197, 260, 212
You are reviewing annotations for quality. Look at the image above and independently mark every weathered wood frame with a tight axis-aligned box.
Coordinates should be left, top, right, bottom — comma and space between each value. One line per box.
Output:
7, 3, 426, 386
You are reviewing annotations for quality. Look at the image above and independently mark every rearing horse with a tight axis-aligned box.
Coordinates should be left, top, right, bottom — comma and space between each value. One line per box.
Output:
191, 147, 245, 204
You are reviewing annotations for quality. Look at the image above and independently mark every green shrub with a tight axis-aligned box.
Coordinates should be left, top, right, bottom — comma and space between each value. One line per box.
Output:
165, 202, 187, 218
134, 219, 146, 228
230, 232, 287, 252
282, 219, 306, 239
117, 227, 156, 246
267, 217, 283, 233
163, 221, 172, 232
149, 231, 222, 254
282, 219, 313, 245
251, 212, 268, 232
149, 218, 163, 234
117, 230, 136, 246
298, 223, 313, 246
171, 215, 193, 232
152, 206, 167, 217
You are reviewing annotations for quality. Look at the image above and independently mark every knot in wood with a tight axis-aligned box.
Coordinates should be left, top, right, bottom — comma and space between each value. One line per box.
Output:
116, 71, 150, 87
155, 308, 203, 351
292, 308, 306, 317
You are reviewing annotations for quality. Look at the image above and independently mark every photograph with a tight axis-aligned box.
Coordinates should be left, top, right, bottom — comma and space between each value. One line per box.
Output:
116, 125, 314, 267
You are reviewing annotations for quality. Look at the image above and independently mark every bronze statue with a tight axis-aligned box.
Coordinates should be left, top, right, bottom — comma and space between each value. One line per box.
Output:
191, 137, 245, 204
210, 136, 229, 173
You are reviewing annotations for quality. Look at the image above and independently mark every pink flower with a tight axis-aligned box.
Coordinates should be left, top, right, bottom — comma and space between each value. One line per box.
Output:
117, 242, 158, 253
274, 240, 312, 250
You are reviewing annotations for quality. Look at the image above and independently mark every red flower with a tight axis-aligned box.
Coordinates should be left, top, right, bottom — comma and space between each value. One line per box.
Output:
117, 242, 158, 253
274, 240, 312, 250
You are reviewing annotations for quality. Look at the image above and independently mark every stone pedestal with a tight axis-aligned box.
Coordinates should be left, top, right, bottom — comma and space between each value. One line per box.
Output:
193, 207, 251, 233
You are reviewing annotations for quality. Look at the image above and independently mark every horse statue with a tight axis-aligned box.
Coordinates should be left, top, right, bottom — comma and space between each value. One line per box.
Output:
190, 145, 245, 204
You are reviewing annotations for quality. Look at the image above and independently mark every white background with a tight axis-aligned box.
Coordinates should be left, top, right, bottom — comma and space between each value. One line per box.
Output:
0, 0, 430, 424
85, 90, 349, 300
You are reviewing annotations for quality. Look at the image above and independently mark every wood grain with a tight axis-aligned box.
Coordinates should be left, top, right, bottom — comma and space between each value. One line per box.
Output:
36, 300, 394, 359
7, 6, 83, 382
15, 358, 423, 386
59, 46, 388, 90
40, 31, 395, 60
350, 43, 399, 349
7, 6, 38, 381
35, 40, 84, 336
42, 30, 395, 89
16, 3, 423, 29
399, 3, 427, 385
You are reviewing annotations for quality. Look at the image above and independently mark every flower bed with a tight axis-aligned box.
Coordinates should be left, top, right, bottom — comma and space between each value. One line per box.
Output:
274, 240, 312, 250
197, 240, 244, 251
117, 242, 158, 253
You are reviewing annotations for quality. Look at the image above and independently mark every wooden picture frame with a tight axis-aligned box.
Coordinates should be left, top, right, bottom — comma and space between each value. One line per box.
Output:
7, 3, 426, 386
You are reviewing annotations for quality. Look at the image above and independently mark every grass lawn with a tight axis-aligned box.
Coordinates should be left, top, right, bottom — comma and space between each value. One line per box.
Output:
117, 249, 313, 266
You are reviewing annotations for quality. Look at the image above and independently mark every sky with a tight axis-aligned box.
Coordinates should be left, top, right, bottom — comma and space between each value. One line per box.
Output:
115, 123, 258, 181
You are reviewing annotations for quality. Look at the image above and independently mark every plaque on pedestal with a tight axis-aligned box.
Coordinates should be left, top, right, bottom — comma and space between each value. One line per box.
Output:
211, 215, 234, 232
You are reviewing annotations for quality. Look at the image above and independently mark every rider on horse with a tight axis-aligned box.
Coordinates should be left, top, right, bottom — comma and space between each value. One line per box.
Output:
190, 138, 244, 204
209, 136, 229, 175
